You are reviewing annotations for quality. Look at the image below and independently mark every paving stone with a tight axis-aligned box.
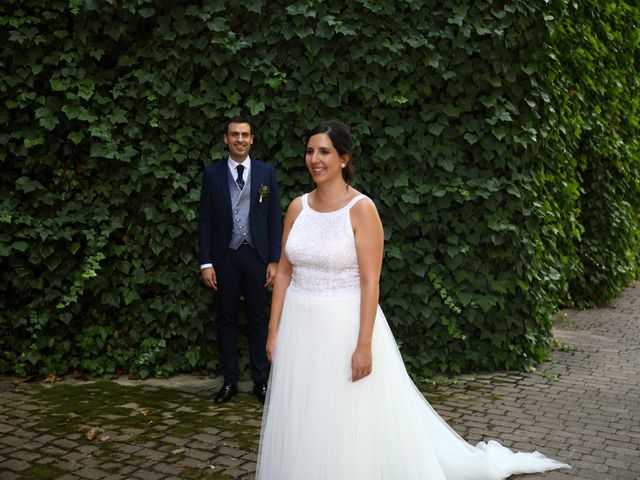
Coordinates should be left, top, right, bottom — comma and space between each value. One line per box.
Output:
0, 436, 26, 448
192, 433, 221, 444
0, 472, 21, 480
34, 433, 57, 443
174, 456, 202, 469
131, 469, 165, 480
11, 450, 42, 462
0, 458, 30, 471
9, 409, 31, 419
218, 446, 246, 457
0, 424, 15, 433
74, 466, 111, 479
41, 445, 67, 456
100, 460, 124, 472
184, 448, 213, 461
116, 465, 138, 476
204, 427, 220, 435
35, 455, 57, 465
76, 444, 100, 455
62, 451, 87, 463
215, 456, 243, 468
220, 467, 247, 478
52, 438, 80, 449
151, 462, 183, 475
175, 406, 196, 413
114, 443, 143, 454
16, 430, 40, 441
242, 452, 258, 462
56, 460, 82, 472
188, 440, 219, 452
138, 448, 167, 461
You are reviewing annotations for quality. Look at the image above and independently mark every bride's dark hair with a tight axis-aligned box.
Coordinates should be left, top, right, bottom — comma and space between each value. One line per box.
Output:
306, 120, 354, 183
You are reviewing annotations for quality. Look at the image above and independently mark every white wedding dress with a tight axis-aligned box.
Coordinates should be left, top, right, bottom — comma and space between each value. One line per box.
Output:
256, 193, 569, 480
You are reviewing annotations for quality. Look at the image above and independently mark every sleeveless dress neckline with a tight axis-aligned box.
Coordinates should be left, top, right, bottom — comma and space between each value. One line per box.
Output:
302, 192, 366, 214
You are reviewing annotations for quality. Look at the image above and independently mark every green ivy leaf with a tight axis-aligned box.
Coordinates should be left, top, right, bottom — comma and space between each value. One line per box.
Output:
428, 123, 445, 136
400, 191, 419, 204
15, 177, 44, 193
463, 133, 479, 144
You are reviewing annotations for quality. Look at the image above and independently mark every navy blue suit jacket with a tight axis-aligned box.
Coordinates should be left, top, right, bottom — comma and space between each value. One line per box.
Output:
198, 159, 282, 268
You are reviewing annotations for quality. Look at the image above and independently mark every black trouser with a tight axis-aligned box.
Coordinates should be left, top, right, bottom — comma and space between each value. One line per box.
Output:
215, 243, 269, 384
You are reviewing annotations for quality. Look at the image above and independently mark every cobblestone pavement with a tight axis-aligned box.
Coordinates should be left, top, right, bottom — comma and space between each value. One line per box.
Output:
1, 283, 638, 480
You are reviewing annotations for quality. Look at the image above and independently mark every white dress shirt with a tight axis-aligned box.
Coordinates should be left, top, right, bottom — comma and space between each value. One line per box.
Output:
228, 156, 251, 187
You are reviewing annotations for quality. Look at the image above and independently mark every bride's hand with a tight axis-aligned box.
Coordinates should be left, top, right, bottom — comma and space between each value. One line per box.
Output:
351, 344, 372, 382
266, 332, 277, 363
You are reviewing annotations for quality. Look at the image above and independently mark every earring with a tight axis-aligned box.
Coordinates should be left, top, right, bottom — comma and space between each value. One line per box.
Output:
341, 163, 346, 168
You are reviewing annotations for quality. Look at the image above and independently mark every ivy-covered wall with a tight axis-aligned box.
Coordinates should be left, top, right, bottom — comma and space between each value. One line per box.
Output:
550, 1, 640, 306
1, 0, 638, 379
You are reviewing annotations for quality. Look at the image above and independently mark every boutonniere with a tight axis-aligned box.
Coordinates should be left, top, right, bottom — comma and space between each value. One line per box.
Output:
258, 183, 270, 203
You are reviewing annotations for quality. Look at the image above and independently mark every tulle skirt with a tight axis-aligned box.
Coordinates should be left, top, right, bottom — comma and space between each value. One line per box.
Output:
256, 287, 569, 480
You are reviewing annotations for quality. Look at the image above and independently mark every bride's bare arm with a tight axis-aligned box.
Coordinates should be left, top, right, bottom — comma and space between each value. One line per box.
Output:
266, 197, 303, 363
351, 198, 384, 381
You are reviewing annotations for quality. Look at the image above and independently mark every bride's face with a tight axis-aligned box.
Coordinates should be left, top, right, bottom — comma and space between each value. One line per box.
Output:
305, 133, 347, 184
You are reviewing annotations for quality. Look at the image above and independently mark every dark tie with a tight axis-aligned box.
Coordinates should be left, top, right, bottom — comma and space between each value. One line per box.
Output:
236, 164, 245, 190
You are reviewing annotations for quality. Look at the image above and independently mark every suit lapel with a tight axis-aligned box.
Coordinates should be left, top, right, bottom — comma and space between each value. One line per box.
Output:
249, 161, 262, 217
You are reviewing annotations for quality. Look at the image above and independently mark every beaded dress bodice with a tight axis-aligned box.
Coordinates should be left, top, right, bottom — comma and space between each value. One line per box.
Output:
285, 193, 367, 296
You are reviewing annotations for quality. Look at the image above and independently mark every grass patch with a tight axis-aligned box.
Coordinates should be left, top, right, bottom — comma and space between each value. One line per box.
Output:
20, 381, 261, 451
16, 464, 66, 480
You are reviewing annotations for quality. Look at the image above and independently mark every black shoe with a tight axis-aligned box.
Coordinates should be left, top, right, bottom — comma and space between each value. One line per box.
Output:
253, 382, 267, 404
215, 382, 238, 404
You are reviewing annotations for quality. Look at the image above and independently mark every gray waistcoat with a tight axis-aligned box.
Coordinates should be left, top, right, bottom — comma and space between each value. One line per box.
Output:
228, 170, 253, 249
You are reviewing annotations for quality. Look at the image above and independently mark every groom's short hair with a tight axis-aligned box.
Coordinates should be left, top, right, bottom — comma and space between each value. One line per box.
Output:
225, 115, 253, 135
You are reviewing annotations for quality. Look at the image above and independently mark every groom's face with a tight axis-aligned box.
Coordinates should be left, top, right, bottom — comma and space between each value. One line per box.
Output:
224, 122, 253, 162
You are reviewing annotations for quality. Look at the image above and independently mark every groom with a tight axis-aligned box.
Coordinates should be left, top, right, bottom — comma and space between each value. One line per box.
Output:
198, 116, 282, 404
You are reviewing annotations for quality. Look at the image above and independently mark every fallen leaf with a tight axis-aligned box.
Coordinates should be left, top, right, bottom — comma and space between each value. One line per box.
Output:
86, 427, 100, 441
138, 408, 149, 416
43, 373, 58, 383
98, 434, 110, 442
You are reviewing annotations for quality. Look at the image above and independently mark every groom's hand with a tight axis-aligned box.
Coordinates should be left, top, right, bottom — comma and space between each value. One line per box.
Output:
201, 267, 217, 290
264, 262, 277, 287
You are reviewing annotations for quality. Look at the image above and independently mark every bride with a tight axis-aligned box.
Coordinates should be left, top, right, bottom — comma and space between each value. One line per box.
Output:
256, 120, 569, 479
